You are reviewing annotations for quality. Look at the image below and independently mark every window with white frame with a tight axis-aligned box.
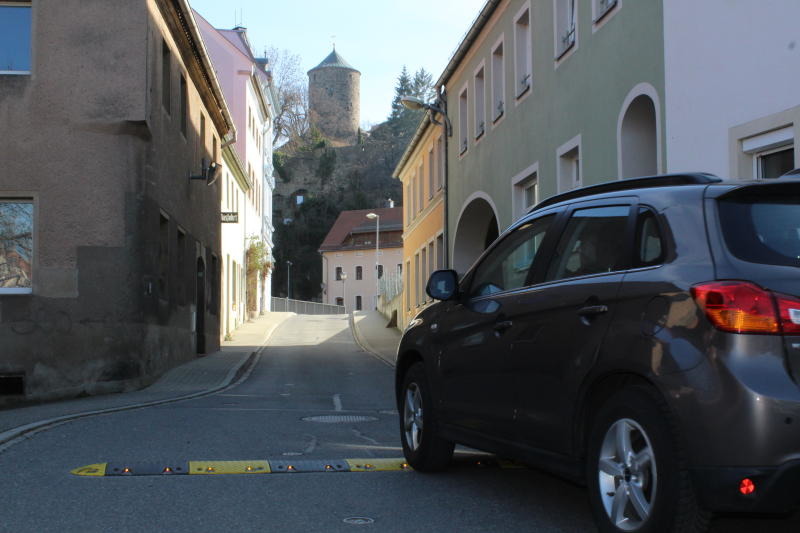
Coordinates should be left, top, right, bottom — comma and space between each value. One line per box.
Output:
514, 4, 532, 98
428, 148, 435, 199
742, 127, 795, 180
593, 0, 618, 23
421, 247, 428, 303
557, 137, 582, 193
555, 0, 577, 58
414, 253, 420, 307
405, 260, 411, 311
0, 198, 33, 293
514, 173, 539, 217
492, 39, 505, 122
405, 183, 412, 222
436, 136, 444, 189
474, 65, 486, 139
0, 2, 31, 74
459, 86, 469, 154
417, 163, 424, 211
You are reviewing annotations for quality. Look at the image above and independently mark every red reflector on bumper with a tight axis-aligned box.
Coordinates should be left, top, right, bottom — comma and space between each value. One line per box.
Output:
739, 478, 756, 495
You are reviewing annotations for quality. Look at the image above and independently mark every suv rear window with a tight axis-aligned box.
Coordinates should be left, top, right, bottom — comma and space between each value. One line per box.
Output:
718, 191, 800, 267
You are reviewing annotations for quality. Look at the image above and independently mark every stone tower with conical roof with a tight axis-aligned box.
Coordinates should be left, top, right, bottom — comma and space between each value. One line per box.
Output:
308, 47, 360, 146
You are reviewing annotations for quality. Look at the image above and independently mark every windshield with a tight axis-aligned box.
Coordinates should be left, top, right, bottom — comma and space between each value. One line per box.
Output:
719, 194, 800, 267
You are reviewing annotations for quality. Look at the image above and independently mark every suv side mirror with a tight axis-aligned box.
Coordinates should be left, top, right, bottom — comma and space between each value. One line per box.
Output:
426, 270, 459, 301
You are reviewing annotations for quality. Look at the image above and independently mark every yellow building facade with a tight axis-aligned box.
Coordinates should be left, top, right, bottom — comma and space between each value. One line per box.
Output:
395, 118, 447, 329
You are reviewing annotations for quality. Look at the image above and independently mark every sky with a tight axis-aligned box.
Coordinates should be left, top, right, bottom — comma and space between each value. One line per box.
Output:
189, 0, 488, 128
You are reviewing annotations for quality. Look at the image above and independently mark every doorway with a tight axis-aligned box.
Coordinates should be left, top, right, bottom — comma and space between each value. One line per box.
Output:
196, 257, 206, 354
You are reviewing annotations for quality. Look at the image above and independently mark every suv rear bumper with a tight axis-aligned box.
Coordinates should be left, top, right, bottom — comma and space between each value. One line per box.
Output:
691, 460, 800, 514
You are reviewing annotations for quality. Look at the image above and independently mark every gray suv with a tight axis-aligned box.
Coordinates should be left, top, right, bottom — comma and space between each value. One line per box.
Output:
395, 174, 800, 533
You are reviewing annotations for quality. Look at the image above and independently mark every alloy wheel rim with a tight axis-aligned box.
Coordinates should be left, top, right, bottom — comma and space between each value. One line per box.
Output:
403, 383, 424, 451
598, 418, 657, 531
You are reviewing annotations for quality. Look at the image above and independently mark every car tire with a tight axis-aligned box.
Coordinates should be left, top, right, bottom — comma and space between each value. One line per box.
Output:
586, 386, 711, 533
400, 362, 454, 471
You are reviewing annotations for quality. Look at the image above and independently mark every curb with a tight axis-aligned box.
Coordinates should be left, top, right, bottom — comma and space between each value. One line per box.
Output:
0, 316, 287, 452
349, 313, 395, 368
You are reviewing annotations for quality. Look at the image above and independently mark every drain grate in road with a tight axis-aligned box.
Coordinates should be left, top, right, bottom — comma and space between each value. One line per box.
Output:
301, 415, 378, 423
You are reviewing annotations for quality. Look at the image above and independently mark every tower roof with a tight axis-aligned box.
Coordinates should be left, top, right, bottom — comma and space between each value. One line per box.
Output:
308, 48, 360, 74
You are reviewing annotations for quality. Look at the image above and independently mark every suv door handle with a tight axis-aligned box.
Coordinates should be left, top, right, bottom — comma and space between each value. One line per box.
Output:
494, 320, 513, 332
577, 305, 608, 317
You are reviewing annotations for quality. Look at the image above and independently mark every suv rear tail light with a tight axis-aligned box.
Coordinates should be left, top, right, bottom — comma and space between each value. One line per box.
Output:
692, 281, 800, 335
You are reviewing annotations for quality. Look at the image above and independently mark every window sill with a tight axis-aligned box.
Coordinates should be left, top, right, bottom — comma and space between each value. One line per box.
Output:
594, 7, 614, 24
592, 2, 620, 33
0, 288, 33, 296
515, 84, 531, 101
0, 70, 31, 76
555, 41, 576, 63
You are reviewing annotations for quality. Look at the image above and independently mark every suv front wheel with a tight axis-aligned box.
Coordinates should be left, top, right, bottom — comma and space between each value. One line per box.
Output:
586, 386, 710, 533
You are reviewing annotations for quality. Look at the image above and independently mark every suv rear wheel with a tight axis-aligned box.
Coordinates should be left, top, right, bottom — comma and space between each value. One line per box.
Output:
400, 362, 454, 471
587, 386, 710, 533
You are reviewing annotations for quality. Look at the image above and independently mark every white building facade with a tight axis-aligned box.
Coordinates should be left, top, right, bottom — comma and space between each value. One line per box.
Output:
196, 13, 278, 339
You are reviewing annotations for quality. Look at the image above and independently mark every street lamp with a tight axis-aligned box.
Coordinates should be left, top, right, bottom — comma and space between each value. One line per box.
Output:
286, 260, 292, 300
400, 95, 452, 137
401, 93, 452, 269
366, 212, 380, 309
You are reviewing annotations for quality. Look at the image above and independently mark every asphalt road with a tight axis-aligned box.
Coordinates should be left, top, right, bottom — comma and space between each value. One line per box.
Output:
1, 314, 798, 532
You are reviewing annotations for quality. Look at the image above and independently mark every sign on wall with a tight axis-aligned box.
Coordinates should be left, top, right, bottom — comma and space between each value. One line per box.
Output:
221, 212, 239, 223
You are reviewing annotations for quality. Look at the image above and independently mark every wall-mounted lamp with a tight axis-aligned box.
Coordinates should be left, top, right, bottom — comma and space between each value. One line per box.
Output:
400, 95, 452, 137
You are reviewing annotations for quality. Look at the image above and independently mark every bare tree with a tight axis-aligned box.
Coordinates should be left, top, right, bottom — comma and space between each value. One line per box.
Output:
0, 202, 33, 288
264, 46, 309, 148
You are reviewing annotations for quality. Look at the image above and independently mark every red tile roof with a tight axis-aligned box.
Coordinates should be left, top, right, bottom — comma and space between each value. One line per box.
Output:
319, 207, 403, 252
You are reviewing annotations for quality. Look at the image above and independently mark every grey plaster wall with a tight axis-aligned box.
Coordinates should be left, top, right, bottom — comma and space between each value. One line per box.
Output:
0, 0, 222, 405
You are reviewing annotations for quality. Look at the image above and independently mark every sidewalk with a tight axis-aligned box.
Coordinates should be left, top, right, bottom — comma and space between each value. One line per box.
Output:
350, 310, 402, 366
0, 312, 293, 449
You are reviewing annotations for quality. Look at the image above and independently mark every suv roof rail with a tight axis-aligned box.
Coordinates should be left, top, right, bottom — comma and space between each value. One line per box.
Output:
780, 168, 800, 178
530, 172, 723, 212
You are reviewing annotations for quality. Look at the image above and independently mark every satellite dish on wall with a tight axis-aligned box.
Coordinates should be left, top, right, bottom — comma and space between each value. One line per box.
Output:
190, 159, 220, 186
206, 162, 219, 186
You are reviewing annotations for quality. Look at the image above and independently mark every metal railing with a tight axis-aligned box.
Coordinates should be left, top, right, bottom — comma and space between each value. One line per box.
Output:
271, 297, 346, 315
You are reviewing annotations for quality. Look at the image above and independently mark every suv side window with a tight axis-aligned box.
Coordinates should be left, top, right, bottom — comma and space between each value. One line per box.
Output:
469, 215, 554, 297
635, 208, 665, 267
545, 205, 630, 281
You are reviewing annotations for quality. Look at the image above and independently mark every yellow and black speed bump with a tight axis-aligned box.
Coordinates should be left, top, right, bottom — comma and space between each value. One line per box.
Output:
72, 456, 524, 477
72, 458, 410, 477
105, 462, 189, 476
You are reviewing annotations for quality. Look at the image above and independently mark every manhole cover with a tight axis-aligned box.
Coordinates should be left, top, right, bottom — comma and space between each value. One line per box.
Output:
343, 517, 374, 525
302, 415, 378, 423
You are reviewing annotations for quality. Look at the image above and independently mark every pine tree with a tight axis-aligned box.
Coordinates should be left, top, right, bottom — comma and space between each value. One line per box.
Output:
411, 68, 435, 103
389, 66, 414, 122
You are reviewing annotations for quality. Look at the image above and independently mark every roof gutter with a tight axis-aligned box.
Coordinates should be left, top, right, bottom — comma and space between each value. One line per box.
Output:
434, 0, 502, 90
166, 0, 237, 144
